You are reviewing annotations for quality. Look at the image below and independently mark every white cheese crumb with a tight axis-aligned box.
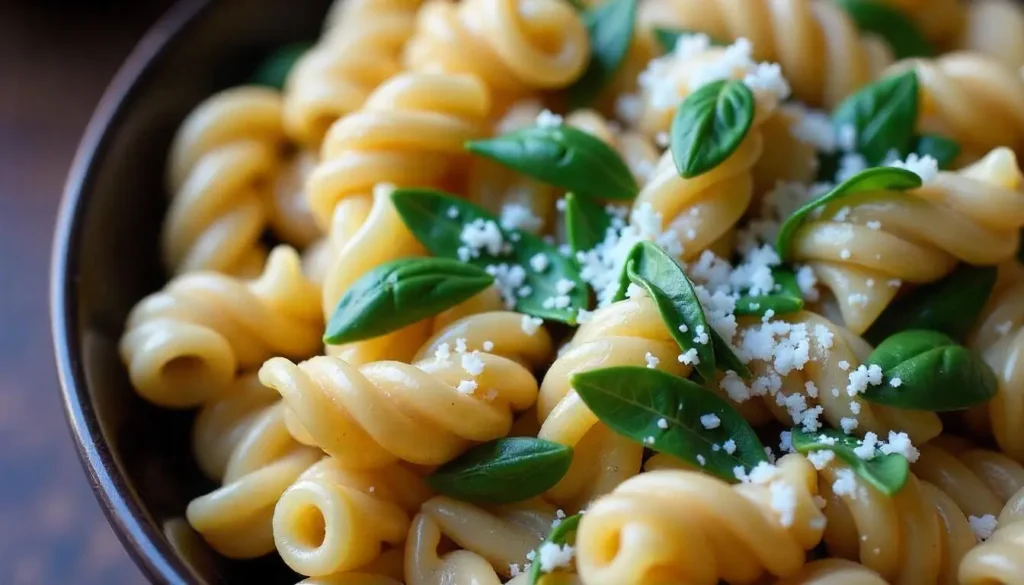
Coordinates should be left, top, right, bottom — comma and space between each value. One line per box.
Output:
723, 439, 737, 454
796, 266, 820, 301
849, 401, 862, 415
500, 203, 543, 234
841, 417, 859, 433
434, 343, 452, 364
657, 418, 669, 429
576, 308, 593, 323
521, 316, 543, 335
555, 278, 576, 295
853, 432, 879, 460
770, 481, 797, 527
536, 109, 564, 129
645, 352, 660, 369
848, 293, 868, 307
838, 360, 850, 371
807, 449, 836, 470
866, 220, 881, 230
529, 253, 550, 273
779, 431, 794, 453
455, 338, 468, 354
735, 461, 782, 484
696, 454, 707, 466
879, 431, 919, 462
644, 436, 655, 445
846, 364, 883, 396
832, 468, 865, 500
889, 377, 902, 387
837, 125, 858, 152
700, 414, 721, 430
888, 153, 939, 183
509, 563, 522, 577
460, 219, 505, 259
446, 206, 460, 219
839, 249, 852, 260
625, 283, 645, 299
693, 325, 710, 345
461, 351, 485, 376
655, 132, 670, 147
482, 340, 495, 352
537, 542, 574, 572
456, 380, 477, 394
969, 514, 999, 541
678, 324, 689, 333
678, 348, 701, 365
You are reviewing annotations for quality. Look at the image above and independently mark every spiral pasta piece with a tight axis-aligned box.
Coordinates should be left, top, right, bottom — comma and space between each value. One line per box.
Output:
790, 147, 1024, 334
911, 436, 1024, 519
163, 86, 286, 276
272, 457, 432, 576
967, 263, 1024, 461
630, 46, 782, 261
295, 547, 405, 584
192, 373, 281, 481
403, 0, 589, 105
772, 559, 887, 585
186, 401, 321, 558
575, 455, 825, 585
282, 0, 422, 146
734, 311, 942, 443
260, 311, 553, 468
537, 296, 689, 510
405, 496, 557, 585
269, 149, 321, 248
959, 485, 1024, 585
120, 245, 322, 408
638, 0, 893, 108
958, 0, 1024, 71
884, 52, 1024, 161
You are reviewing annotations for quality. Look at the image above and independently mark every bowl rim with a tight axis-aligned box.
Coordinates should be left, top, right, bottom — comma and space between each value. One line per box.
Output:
49, 0, 213, 583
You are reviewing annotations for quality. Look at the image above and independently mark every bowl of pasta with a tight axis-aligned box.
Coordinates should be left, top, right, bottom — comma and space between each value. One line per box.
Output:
51, 0, 1024, 583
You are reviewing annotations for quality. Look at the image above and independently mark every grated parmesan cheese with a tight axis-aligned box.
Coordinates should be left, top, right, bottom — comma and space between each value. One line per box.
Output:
645, 352, 660, 369
700, 413, 721, 430
888, 153, 939, 182
456, 380, 477, 394
536, 542, 574, 572
521, 316, 543, 336
969, 515, 998, 541
535, 109, 564, 128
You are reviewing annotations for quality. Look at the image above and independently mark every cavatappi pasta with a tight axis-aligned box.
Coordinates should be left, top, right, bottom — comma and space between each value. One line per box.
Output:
120, 0, 1024, 583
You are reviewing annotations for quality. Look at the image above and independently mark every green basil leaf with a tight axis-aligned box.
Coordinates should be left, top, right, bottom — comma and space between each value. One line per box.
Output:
652, 27, 726, 53
832, 70, 919, 165
568, 0, 638, 108
391, 189, 588, 324
573, 366, 767, 480
624, 241, 716, 381
791, 428, 909, 496
566, 0, 585, 9
913, 134, 961, 170
864, 330, 998, 410
466, 125, 638, 201
324, 258, 495, 344
734, 268, 805, 317
426, 438, 572, 504
528, 514, 582, 585
865, 265, 997, 345
832, 0, 933, 59
565, 192, 613, 256
250, 42, 312, 90
671, 79, 755, 179
776, 166, 922, 260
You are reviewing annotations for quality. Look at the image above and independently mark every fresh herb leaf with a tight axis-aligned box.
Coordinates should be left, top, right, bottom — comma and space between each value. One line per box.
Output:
776, 167, 922, 260
426, 438, 572, 504
864, 330, 998, 410
832, 70, 919, 166
913, 134, 961, 170
833, 0, 933, 59
865, 265, 997, 344
572, 366, 767, 480
569, 0, 638, 108
652, 27, 726, 52
528, 513, 582, 585
466, 125, 638, 201
565, 192, 613, 256
671, 79, 755, 178
324, 258, 494, 344
391, 189, 587, 324
734, 268, 805, 317
791, 428, 909, 496
250, 42, 311, 90
623, 242, 716, 381
709, 328, 752, 380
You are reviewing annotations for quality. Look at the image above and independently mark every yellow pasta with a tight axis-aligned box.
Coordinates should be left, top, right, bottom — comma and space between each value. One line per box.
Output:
886, 52, 1024, 161
282, 0, 423, 146
790, 147, 1024, 334
734, 311, 942, 443
269, 149, 322, 249
772, 559, 887, 585
575, 455, 825, 584
538, 296, 688, 510
163, 86, 285, 276
638, 0, 892, 108
968, 262, 1024, 461
959, 485, 1024, 585
260, 310, 553, 468
185, 401, 321, 558
192, 373, 280, 481
958, 0, 1024, 71
403, 0, 589, 108
405, 496, 556, 585
273, 457, 432, 576
120, 245, 322, 407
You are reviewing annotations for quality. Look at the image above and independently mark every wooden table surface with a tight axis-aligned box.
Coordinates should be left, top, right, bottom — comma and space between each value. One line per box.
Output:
0, 1, 173, 582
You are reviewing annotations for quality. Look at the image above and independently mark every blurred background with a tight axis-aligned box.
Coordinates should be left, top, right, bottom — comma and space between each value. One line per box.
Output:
1, 0, 173, 582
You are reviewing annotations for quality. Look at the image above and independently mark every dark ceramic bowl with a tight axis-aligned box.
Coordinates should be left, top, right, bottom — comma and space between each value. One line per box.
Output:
50, 1, 331, 582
